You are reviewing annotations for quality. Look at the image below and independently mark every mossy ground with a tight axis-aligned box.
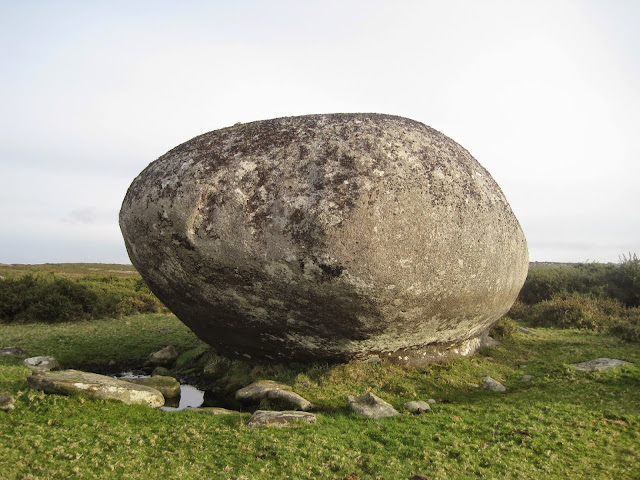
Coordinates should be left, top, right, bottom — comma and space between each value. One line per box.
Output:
1, 314, 638, 479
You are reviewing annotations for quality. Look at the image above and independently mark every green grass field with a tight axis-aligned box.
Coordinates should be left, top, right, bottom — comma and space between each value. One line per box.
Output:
1, 312, 638, 479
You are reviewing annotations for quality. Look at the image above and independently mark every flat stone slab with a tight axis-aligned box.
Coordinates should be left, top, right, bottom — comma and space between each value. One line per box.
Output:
23, 356, 60, 371
185, 407, 238, 415
482, 377, 506, 392
517, 326, 537, 335
121, 375, 181, 398
0, 347, 27, 358
571, 358, 631, 372
347, 392, 399, 419
404, 400, 431, 413
27, 369, 164, 408
236, 380, 313, 411
246, 410, 317, 428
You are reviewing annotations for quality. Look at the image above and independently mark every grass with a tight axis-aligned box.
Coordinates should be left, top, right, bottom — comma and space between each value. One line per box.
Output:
1, 314, 638, 479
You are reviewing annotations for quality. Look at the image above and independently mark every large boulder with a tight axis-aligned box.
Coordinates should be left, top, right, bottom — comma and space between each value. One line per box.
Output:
120, 113, 528, 364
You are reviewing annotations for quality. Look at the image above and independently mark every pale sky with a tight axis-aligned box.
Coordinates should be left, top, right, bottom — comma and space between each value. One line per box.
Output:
1, 0, 638, 264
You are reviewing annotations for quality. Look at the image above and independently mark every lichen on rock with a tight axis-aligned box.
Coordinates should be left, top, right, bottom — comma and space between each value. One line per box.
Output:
120, 113, 528, 364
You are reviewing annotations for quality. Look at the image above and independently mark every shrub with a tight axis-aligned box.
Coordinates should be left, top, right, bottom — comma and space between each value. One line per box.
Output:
489, 316, 517, 340
526, 294, 623, 332
0, 272, 167, 324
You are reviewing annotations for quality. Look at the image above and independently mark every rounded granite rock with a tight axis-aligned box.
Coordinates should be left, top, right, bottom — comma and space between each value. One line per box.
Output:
120, 113, 528, 364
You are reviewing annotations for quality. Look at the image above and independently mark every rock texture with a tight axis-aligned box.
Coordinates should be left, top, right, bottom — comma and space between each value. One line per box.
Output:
121, 375, 181, 398
482, 377, 506, 392
27, 370, 164, 408
347, 392, 399, 419
404, 400, 431, 413
236, 380, 313, 411
120, 113, 528, 363
246, 410, 317, 428
571, 358, 631, 372
149, 345, 179, 366
23, 356, 60, 371
0, 347, 27, 358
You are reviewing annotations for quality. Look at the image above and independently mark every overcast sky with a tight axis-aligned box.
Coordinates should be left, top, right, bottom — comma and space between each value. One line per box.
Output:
1, 0, 638, 264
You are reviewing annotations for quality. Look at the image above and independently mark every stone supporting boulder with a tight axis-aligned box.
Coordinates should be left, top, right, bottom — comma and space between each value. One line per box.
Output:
347, 392, 399, 419
27, 370, 164, 408
120, 113, 528, 363
246, 410, 317, 428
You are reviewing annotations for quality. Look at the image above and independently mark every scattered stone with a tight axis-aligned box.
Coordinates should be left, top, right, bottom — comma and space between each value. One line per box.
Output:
0, 347, 27, 358
151, 366, 173, 377
482, 377, 506, 392
404, 401, 431, 414
427, 399, 436, 404
571, 358, 631, 372
246, 410, 317, 428
185, 406, 238, 415
27, 369, 164, 408
521, 375, 533, 381
517, 326, 537, 335
149, 345, 179, 366
347, 392, 399, 419
121, 375, 181, 399
236, 380, 313, 411
0, 396, 15, 411
23, 356, 60, 371
120, 113, 529, 364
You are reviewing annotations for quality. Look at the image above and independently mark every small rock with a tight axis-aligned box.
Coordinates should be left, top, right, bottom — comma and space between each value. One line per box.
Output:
236, 380, 313, 411
517, 326, 537, 335
404, 401, 431, 414
27, 369, 164, 408
0, 396, 16, 411
482, 336, 501, 347
482, 377, 506, 392
522, 375, 533, 381
121, 376, 181, 399
571, 358, 631, 372
347, 392, 399, 419
246, 410, 317, 428
185, 406, 238, 415
23, 356, 60, 371
427, 399, 436, 404
0, 347, 27, 358
149, 345, 179, 366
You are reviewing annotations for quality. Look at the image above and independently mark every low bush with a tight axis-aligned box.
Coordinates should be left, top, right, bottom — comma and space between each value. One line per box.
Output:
0, 273, 167, 324
489, 316, 518, 340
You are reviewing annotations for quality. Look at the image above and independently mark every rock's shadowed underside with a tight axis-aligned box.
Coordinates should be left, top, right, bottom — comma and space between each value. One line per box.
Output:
120, 113, 528, 364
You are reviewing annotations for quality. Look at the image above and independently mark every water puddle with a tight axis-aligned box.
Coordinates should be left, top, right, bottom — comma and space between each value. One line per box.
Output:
116, 372, 205, 411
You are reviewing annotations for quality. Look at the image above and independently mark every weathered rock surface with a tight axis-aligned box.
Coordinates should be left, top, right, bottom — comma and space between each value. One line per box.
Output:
23, 356, 60, 371
403, 400, 431, 413
246, 409, 317, 428
482, 376, 506, 392
120, 113, 528, 363
149, 345, 179, 366
121, 375, 181, 398
236, 380, 313, 411
185, 406, 238, 415
0, 396, 15, 411
347, 392, 399, 419
0, 346, 27, 358
27, 370, 164, 408
571, 358, 631, 372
